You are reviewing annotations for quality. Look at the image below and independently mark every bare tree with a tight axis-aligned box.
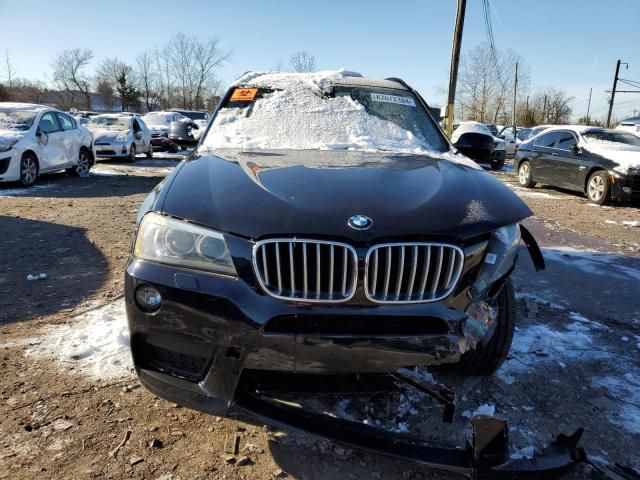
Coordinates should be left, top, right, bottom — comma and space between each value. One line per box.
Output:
96, 79, 115, 111
136, 51, 159, 111
192, 36, 231, 110
289, 51, 316, 73
96, 57, 138, 111
51, 48, 94, 109
3, 50, 15, 99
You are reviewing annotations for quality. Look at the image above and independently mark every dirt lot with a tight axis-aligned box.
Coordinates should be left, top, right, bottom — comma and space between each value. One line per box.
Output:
0, 157, 639, 479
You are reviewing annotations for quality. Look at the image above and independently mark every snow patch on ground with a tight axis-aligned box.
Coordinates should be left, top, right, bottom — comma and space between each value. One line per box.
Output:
591, 373, 640, 434
0, 183, 56, 197
23, 299, 133, 380
542, 246, 640, 282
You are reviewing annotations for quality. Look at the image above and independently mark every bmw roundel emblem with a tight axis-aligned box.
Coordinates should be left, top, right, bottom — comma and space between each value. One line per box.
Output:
348, 214, 373, 230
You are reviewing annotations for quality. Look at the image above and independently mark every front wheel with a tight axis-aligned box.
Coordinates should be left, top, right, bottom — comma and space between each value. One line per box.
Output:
146, 144, 153, 158
127, 144, 136, 163
20, 153, 38, 187
586, 171, 610, 205
491, 158, 505, 171
67, 149, 91, 177
456, 280, 516, 375
518, 160, 535, 188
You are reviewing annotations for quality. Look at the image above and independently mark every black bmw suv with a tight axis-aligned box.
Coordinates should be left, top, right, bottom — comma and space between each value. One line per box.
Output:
125, 71, 540, 421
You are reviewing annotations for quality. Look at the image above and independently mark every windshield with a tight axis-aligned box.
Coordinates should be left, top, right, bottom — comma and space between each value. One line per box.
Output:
143, 113, 173, 126
583, 130, 640, 147
88, 116, 130, 130
203, 77, 447, 153
0, 109, 38, 131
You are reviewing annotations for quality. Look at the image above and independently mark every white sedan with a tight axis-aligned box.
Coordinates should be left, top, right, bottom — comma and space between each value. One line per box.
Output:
87, 114, 153, 161
0, 102, 95, 187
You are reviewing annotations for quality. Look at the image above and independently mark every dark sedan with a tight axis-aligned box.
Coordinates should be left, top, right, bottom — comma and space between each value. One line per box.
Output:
124, 72, 545, 468
516, 126, 640, 204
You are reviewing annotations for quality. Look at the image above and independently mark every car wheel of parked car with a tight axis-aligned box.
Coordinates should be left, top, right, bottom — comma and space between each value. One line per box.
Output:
517, 161, 535, 188
168, 143, 178, 153
127, 144, 136, 163
491, 158, 505, 171
67, 148, 91, 177
455, 279, 516, 375
586, 171, 610, 205
146, 144, 153, 158
20, 153, 38, 187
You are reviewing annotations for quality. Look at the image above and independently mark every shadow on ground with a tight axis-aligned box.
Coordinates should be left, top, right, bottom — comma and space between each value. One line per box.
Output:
0, 216, 108, 324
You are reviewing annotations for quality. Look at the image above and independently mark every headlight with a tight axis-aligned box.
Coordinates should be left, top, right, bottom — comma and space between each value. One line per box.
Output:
116, 130, 130, 142
0, 138, 19, 153
472, 223, 521, 297
134, 212, 237, 277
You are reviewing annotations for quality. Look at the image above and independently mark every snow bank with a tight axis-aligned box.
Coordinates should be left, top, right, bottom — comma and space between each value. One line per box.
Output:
202, 70, 480, 170
24, 299, 133, 380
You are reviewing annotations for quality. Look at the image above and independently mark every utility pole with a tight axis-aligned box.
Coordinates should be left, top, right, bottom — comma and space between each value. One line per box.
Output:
525, 95, 529, 125
586, 87, 592, 125
512, 62, 518, 128
542, 95, 548, 123
445, 0, 467, 137
607, 59, 622, 127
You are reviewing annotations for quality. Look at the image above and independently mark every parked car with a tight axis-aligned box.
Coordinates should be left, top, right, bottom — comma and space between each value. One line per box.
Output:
616, 116, 640, 138
496, 125, 519, 158
484, 124, 499, 136
125, 72, 543, 432
516, 128, 532, 142
87, 114, 152, 161
452, 121, 506, 170
523, 124, 554, 141
0, 102, 95, 187
142, 111, 184, 152
516, 125, 640, 204
168, 117, 203, 147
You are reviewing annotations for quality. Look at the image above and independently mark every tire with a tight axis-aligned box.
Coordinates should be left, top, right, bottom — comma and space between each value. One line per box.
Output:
20, 153, 38, 187
517, 160, 535, 188
586, 170, 610, 205
66, 148, 91, 177
168, 143, 178, 153
491, 158, 505, 171
456, 280, 516, 375
127, 144, 136, 163
146, 144, 153, 158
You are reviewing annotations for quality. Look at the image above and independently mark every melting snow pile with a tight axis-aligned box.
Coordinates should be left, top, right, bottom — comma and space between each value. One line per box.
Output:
202, 70, 479, 169
25, 298, 133, 380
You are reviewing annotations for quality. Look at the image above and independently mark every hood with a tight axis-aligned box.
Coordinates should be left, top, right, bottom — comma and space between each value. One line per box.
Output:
92, 128, 128, 142
583, 141, 640, 174
0, 128, 26, 150
150, 125, 169, 133
160, 149, 532, 242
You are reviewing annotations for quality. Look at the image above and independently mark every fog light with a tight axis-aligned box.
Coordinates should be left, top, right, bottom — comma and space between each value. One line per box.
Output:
135, 285, 162, 312
622, 187, 632, 194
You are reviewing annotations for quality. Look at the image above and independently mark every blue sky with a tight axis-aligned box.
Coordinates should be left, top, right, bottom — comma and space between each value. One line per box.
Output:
1, 0, 639, 120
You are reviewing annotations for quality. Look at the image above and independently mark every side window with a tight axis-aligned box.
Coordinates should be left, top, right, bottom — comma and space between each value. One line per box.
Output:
556, 132, 577, 151
56, 113, 76, 131
534, 132, 559, 148
38, 112, 61, 134
132, 119, 142, 132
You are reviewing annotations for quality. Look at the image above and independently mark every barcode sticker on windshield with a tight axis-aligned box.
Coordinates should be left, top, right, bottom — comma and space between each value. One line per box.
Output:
370, 93, 416, 107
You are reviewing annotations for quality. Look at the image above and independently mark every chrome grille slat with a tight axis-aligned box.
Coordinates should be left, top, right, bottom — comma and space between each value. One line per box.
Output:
253, 239, 357, 303
365, 243, 464, 304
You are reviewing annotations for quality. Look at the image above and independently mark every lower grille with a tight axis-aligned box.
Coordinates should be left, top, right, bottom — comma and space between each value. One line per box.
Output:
365, 243, 464, 304
0, 157, 10, 175
144, 344, 207, 380
253, 239, 358, 302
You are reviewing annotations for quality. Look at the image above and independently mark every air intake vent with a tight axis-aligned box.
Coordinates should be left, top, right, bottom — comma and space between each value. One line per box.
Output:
253, 239, 358, 303
365, 243, 464, 303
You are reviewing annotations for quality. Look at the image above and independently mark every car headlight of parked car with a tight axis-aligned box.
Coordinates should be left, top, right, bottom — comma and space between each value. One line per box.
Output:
0, 138, 19, 152
472, 223, 521, 297
116, 131, 130, 142
134, 212, 237, 277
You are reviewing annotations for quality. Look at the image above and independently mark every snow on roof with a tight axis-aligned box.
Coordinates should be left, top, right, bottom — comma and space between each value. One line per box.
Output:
0, 102, 49, 111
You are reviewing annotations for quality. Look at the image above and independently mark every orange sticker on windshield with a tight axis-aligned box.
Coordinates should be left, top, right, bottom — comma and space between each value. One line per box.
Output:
230, 88, 258, 101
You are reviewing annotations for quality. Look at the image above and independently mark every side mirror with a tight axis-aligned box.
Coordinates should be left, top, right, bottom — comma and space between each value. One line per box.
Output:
135, 131, 143, 140
572, 145, 582, 155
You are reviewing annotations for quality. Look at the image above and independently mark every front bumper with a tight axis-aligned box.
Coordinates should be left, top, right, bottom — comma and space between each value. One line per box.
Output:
611, 172, 640, 202
0, 149, 20, 183
151, 135, 175, 149
95, 142, 129, 158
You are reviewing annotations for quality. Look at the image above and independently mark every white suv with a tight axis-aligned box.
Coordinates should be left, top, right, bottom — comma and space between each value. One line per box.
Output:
0, 102, 95, 187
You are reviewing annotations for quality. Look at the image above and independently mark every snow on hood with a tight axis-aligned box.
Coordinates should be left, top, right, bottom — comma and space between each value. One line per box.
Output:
0, 128, 26, 150
92, 129, 127, 142
583, 139, 640, 174
203, 69, 470, 165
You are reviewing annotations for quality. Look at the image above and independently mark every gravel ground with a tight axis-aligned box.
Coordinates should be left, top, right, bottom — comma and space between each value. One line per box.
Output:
0, 157, 638, 479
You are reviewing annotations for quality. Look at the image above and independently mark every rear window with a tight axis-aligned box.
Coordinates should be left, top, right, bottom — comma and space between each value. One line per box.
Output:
203, 74, 448, 153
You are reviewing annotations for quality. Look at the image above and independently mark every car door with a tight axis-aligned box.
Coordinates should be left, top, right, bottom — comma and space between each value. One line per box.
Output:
56, 112, 80, 167
36, 112, 66, 172
132, 119, 145, 151
552, 131, 582, 190
498, 126, 517, 157
532, 131, 560, 182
